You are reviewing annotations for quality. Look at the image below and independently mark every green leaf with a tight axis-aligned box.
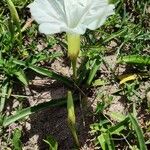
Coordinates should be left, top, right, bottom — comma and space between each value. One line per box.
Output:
14, 70, 28, 86
43, 135, 58, 150
96, 118, 129, 150
108, 117, 129, 134
12, 129, 22, 150
77, 58, 90, 85
6, 0, 22, 44
108, 112, 126, 122
118, 55, 150, 66
67, 91, 79, 147
86, 59, 102, 86
129, 114, 147, 150
98, 134, 107, 150
0, 79, 9, 112
104, 133, 115, 150
104, 28, 127, 43
95, 101, 105, 114
145, 139, 150, 145
3, 97, 68, 127
29, 65, 73, 88
13, 59, 73, 88
8, 20, 15, 40
6, 0, 20, 23
0, 58, 4, 66
92, 79, 107, 87
13, 59, 25, 66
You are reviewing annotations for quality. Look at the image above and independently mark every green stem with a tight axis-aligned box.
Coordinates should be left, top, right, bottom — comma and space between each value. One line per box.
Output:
67, 91, 80, 147
71, 58, 77, 80
67, 33, 80, 80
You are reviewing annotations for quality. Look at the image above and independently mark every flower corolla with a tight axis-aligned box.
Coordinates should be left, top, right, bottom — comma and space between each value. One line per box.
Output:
28, 0, 115, 35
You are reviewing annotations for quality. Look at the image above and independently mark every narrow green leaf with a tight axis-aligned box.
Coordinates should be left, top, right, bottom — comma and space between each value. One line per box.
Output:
108, 117, 129, 134
98, 134, 107, 150
0, 80, 9, 112
145, 139, 150, 145
14, 70, 28, 86
12, 129, 22, 150
0, 58, 4, 66
6, 0, 20, 23
29, 65, 73, 88
6, 0, 22, 45
104, 133, 115, 150
118, 55, 150, 66
103, 28, 127, 43
3, 97, 67, 127
77, 58, 90, 85
43, 135, 58, 150
95, 101, 105, 114
8, 19, 15, 40
108, 112, 126, 122
13, 59, 25, 66
129, 114, 147, 150
67, 91, 79, 147
86, 59, 102, 86
13, 59, 74, 88
7, 83, 12, 99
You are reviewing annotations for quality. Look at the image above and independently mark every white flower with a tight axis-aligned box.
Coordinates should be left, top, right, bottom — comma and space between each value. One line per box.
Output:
28, 0, 115, 35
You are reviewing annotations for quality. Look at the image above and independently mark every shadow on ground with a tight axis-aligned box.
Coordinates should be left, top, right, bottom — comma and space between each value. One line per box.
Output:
19, 75, 94, 150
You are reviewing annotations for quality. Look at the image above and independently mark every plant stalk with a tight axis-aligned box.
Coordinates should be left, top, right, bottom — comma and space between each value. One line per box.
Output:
67, 33, 80, 80
67, 91, 80, 147
71, 58, 77, 80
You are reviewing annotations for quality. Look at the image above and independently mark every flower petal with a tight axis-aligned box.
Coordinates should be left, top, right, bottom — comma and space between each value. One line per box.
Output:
39, 23, 65, 34
28, 0, 66, 34
64, 25, 86, 35
84, 4, 115, 30
62, 0, 115, 34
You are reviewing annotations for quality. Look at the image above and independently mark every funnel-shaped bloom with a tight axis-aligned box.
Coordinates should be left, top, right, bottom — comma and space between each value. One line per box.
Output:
28, 0, 115, 35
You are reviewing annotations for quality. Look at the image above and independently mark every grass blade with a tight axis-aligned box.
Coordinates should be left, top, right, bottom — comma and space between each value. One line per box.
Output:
14, 70, 28, 86
118, 55, 150, 66
43, 135, 58, 150
98, 134, 107, 150
129, 114, 147, 150
104, 133, 115, 150
0, 80, 9, 112
12, 129, 22, 150
29, 65, 73, 88
6, 0, 22, 45
13, 59, 74, 88
6, 0, 20, 23
108, 117, 130, 134
86, 59, 102, 86
3, 97, 68, 127
77, 58, 90, 85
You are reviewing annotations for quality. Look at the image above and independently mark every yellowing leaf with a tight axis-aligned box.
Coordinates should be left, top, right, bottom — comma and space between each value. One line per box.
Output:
118, 74, 137, 84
